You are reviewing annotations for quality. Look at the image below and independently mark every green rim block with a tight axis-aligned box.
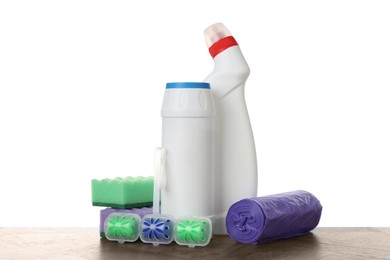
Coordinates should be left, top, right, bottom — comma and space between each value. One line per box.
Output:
104, 213, 141, 243
175, 217, 212, 247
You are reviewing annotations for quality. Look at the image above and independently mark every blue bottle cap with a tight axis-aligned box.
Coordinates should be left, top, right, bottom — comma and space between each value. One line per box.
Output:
166, 82, 210, 89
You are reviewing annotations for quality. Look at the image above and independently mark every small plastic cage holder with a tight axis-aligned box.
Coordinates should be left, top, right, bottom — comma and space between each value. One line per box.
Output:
104, 213, 141, 243
140, 214, 175, 246
174, 216, 212, 247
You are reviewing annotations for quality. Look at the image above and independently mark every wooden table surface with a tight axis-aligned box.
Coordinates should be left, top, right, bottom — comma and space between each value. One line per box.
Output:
1, 228, 390, 260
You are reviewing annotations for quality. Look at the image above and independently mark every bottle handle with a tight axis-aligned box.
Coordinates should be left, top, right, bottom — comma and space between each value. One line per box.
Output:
153, 147, 167, 214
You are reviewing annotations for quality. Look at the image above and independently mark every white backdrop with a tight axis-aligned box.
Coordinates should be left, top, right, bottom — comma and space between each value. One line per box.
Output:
1, 0, 389, 227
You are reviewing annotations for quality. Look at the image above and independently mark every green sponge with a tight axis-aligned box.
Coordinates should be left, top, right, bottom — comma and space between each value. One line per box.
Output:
91, 176, 154, 208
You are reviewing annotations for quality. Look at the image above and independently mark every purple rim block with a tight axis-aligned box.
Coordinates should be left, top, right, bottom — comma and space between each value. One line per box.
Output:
100, 207, 152, 235
226, 190, 322, 244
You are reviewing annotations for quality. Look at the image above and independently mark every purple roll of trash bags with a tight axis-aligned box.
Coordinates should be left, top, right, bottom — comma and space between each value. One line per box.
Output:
226, 190, 322, 244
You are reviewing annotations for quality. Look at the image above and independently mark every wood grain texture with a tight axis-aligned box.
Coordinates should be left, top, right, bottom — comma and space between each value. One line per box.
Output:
0, 228, 390, 260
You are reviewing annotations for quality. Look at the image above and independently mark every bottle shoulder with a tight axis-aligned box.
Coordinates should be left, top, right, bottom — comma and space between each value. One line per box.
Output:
212, 46, 250, 74
204, 45, 250, 98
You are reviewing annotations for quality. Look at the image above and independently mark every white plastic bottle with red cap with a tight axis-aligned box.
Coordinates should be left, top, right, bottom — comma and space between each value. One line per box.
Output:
204, 23, 258, 235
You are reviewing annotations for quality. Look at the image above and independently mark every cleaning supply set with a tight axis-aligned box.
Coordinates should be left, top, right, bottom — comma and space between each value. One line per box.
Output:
91, 22, 322, 247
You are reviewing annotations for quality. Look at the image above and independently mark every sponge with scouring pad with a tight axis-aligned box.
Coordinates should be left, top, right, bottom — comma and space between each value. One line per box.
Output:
92, 176, 154, 208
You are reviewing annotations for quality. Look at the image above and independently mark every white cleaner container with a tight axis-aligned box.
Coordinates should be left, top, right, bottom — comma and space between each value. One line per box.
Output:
204, 23, 258, 234
160, 82, 215, 220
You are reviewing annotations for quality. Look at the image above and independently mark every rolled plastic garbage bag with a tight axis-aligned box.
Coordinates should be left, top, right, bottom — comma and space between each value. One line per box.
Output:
226, 190, 322, 244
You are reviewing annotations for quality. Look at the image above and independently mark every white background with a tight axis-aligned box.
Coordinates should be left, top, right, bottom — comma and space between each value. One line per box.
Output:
1, 0, 389, 227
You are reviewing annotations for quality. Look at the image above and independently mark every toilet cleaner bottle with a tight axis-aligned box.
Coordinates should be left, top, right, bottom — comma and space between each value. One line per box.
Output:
204, 23, 258, 235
